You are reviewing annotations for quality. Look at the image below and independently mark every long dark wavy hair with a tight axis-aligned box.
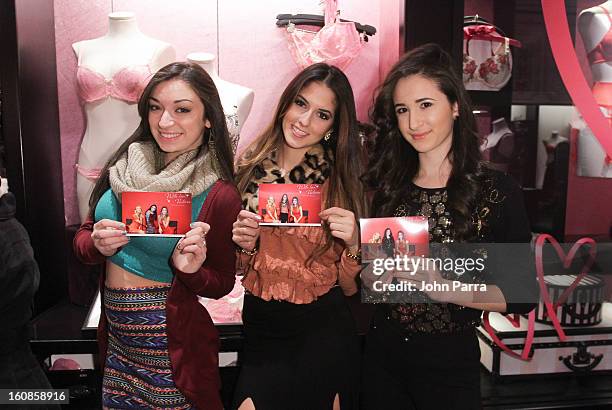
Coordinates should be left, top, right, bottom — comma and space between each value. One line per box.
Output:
382, 227, 395, 254
87, 62, 234, 218
364, 43, 483, 241
236, 63, 367, 260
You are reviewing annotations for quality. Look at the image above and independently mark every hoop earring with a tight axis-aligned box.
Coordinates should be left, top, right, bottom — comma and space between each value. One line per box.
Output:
323, 129, 333, 141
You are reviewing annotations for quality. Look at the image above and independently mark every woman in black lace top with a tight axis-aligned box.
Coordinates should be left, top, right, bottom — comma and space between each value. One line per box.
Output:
361, 44, 537, 410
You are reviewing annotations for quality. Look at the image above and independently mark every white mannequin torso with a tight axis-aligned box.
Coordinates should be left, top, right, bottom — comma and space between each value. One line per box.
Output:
578, 1, 612, 85
73, 12, 175, 221
543, 132, 568, 148
481, 118, 513, 151
543, 132, 568, 165
186, 52, 254, 153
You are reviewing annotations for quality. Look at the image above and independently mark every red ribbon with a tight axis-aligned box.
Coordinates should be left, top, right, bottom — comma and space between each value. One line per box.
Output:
464, 25, 496, 37
463, 25, 522, 48
482, 310, 535, 361
541, 0, 612, 159
534, 234, 597, 335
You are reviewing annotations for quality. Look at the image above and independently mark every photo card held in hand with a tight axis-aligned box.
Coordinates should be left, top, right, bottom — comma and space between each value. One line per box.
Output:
122, 192, 192, 237
359, 216, 429, 261
359, 217, 429, 300
257, 183, 322, 226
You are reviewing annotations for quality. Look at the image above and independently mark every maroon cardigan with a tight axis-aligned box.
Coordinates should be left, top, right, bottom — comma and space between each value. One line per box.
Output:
73, 180, 241, 410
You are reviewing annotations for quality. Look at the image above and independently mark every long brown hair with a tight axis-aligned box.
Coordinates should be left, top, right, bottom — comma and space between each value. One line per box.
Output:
236, 63, 367, 259
87, 62, 234, 218
364, 43, 483, 240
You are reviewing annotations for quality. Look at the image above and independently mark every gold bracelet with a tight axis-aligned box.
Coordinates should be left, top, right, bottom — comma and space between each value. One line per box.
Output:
345, 248, 361, 261
238, 246, 258, 256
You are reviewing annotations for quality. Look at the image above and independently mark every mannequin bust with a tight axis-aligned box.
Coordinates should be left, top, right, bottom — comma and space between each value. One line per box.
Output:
73, 12, 175, 221
481, 117, 515, 172
186, 52, 254, 154
578, 0, 612, 92
543, 131, 568, 165
575, 1, 612, 178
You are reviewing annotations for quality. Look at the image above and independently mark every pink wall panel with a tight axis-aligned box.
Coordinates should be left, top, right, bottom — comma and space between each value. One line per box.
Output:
218, 0, 312, 152
111, 0, 218, 60
378, 0, 401, 80
55, 0, 399, 225
54, 0, 111, 225
338, 0, 383, 124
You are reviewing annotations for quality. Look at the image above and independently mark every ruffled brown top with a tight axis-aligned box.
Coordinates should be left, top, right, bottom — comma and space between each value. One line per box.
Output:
240, 224, 360, 303
238, 144, 360, 303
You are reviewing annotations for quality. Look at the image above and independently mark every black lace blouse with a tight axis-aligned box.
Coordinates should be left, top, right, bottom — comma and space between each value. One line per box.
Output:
377, 169, 537, 335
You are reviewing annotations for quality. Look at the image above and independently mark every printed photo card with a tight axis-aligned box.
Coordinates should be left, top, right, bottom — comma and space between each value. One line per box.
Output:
122, 192, 192, 237
359, 216, 429, 261
359, 217, 429, 299
257, 183, 322, 226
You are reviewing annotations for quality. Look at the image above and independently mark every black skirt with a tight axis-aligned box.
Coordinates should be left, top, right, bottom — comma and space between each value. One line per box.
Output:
361, 308, 482, 410
233, 287, 360, 410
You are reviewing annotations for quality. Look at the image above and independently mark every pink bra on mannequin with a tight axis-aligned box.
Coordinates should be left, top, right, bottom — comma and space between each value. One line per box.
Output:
462, 25, 512, 90
75, 65, 152, 180
284, 0, 363, 70
75, 63, 153, 180
76, 65, 152, 103
587, 6, 612, 65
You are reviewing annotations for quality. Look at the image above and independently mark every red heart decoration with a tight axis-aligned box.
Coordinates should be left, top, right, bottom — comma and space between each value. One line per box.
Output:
482, 234, 596, 361
534, 234, 597, 340
541, 0, 612, 158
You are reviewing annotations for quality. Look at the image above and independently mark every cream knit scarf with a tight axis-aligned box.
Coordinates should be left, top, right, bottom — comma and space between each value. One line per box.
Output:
109, 141, 219, 198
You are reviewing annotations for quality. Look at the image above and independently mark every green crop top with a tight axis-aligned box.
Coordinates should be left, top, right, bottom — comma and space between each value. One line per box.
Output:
94, 188, 208, 283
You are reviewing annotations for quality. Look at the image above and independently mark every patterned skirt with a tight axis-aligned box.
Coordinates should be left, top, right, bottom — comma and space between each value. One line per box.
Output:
102, 285, 193, 410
